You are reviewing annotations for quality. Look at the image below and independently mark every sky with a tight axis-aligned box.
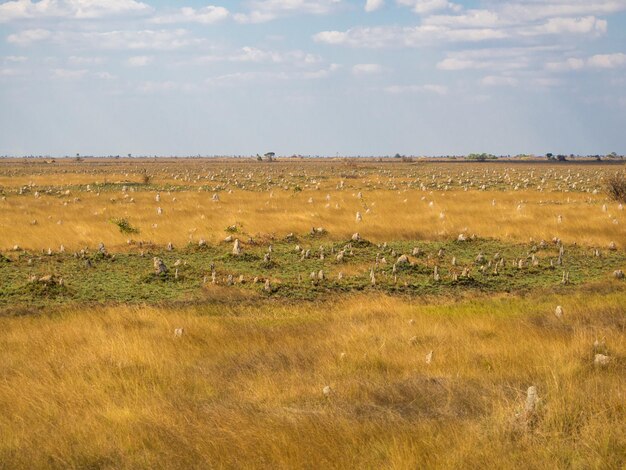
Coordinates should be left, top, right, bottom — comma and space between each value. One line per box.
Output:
0, 0, 625, 157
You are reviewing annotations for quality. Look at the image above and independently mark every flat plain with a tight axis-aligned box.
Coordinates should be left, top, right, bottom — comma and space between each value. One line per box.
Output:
0, 158, 625, 469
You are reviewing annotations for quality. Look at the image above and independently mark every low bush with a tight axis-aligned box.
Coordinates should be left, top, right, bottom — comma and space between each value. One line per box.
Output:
606, 173, 626, 203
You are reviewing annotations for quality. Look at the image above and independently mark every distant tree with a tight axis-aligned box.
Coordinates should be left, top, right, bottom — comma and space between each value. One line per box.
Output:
556, 154, 567, 161
264, 152, 275, 162
466, 153, 497, 161
546, 153, 554, 160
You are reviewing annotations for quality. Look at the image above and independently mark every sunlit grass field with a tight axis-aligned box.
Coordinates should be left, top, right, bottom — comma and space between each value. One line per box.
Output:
0, 158, 625, 469
0, 158, 624, 251
1, 291, 624, 469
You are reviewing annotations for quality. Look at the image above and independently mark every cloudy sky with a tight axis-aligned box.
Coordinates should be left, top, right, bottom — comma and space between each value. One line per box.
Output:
1, 0, 625, 156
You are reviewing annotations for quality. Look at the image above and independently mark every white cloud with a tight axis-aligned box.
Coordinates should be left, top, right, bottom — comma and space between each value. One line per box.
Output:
425, 1, 626, 26
126, 55, 152, 66
87, 29, 202, 50
179, 47, 322, 68
0, 67, 24, 76
481, 75, 518, 86
531, 77, 562, 87
150, 6, 229, 25
203, 63, 340, 86
0, 0, 151, 22
230, 46, 284, 63
437, 46, 558, 71
384, 84, 448, 94
545, 57, 585, 71
588, 53, 626, 68
301, 63, 340, 79
136, 80, 201, 93
422, 84, 447, 94
499, 1, 626, 22
352, 63, 383, 75
533, 16, 607, 35
314, 25, 508, 48
234, 0, 341, 23
397, 0, 461, 14
137, 80, 179, 93
94, 71, 117, 79
313, 30, 349, 45
8, 29, 203, 50
218, 47, 322, 67
316, 0, 617, 50
205, 71, 290, 85
437, 58, 478, 70
423, 10, 502, 28
51, 68, 87, 79
233, 11, 275, 24
365, 0, 384, 12
7, 28, 51, 45
68, 56, 104, 65
4, 55, 28, 63
315, 12, 608, 49
545, 53, 626, 71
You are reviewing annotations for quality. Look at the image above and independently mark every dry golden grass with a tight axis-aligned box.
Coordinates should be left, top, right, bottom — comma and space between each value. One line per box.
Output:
1, 158, 624, 251
2, 159, 625, 468
1, 186, 624, 252
0, 291, 624, 469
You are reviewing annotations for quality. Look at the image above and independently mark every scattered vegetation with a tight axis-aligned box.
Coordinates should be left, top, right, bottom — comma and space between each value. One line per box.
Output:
606, 172, 626, 203
111, 218, 140, 234
1, 159, 625, 250
1, 158, 626, 468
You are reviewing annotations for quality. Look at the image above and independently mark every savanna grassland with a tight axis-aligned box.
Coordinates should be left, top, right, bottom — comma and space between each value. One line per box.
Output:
0, 157, 625, 469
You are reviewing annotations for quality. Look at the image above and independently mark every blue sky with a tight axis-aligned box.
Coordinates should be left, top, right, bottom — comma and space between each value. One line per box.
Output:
0, 0, 625, 156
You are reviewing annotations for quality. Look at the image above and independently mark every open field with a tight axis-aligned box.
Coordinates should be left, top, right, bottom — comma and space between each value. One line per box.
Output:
1, 159, 625, 251
1, 291, 625, 469
1, 158, 625, 469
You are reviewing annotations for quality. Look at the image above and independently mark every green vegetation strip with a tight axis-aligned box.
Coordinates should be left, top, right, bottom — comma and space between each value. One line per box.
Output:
0, 238, 624, 310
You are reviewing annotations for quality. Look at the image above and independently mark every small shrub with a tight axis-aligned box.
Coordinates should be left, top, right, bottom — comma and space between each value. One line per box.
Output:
141, 171, 152, 185
111, 218, 139, 234
606, 173, 626, 203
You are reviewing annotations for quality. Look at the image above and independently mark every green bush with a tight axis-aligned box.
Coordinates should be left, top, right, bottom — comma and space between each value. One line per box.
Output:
111, 218, 139, 234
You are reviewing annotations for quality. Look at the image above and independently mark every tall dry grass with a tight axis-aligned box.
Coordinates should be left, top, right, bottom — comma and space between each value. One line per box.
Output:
2, 159, 624, 251
0, 188, 623, 251
0, 290, 624, 468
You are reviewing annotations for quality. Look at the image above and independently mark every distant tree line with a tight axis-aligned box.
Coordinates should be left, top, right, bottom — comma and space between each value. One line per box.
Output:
466, 153, 498, 161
